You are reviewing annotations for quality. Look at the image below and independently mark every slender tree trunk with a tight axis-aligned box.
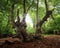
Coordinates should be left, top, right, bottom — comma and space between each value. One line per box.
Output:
35, 0, 40, 34
36, 0, 39, 24
34, 0, 42, 39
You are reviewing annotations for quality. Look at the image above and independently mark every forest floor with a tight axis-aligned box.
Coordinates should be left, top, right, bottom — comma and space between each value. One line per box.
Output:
0, 35, 60, 48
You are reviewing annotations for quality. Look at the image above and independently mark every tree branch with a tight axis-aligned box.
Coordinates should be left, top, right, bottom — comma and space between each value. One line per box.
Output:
37, 0, 53, 27
22, 0, 26, 22
36, 0, 39, 24
16, 9, 20, 22
27, 0, 34, 13
45, 0, 48, 12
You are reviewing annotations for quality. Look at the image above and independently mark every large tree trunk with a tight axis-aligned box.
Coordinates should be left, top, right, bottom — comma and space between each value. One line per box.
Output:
20, 0, 28, 41
10, 0, 35, 42
10, 3, 25, 41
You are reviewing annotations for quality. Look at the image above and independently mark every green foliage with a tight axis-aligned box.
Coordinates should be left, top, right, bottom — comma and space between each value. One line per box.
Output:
26, 23, 35, 34
0, 0, 60, 35
42, 15, 60, 34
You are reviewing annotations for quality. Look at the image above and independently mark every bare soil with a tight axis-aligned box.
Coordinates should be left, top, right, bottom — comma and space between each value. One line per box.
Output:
0, 35, 60, 48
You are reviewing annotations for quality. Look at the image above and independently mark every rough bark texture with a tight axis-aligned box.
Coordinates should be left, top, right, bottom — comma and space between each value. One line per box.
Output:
10, 3, 27, 41
20, 0, 28, 41
10, 0, 54, 41
10, 0, 35, 42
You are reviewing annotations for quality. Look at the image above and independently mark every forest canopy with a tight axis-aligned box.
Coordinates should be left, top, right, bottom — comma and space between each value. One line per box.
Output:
0, 0, 60, 36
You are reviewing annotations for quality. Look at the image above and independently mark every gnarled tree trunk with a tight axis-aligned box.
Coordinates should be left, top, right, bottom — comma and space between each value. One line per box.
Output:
10, 3, 26, 41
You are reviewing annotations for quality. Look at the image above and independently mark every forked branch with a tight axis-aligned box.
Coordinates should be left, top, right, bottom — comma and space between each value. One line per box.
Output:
37, 0, 54, 28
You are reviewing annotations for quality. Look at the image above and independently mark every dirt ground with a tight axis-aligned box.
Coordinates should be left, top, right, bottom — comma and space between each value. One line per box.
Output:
0, 35, 60, 48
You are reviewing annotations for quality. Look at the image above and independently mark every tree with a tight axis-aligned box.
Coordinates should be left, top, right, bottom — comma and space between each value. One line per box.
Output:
36, 0, 54, 34
10, 0, 35, 41
8, 0, 54, 41
0, 0, 59, 41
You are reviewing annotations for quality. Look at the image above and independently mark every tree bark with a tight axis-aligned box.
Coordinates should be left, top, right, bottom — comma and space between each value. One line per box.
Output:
20, 0, 28, 41
35, 0, 40, 33
10, 0, 35, 41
